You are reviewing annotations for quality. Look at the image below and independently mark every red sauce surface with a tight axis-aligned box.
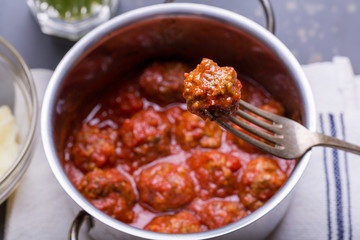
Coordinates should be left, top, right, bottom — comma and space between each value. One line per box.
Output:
62, 60, 296, 233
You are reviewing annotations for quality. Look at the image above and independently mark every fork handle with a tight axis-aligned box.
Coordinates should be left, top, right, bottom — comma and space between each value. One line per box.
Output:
315, 133, 360, 155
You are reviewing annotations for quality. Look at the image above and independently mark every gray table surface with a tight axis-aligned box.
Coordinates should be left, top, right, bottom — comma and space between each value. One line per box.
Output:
1, 0, 360, 74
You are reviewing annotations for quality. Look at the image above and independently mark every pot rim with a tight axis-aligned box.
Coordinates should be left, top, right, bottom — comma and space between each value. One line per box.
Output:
41, 3, 316, 239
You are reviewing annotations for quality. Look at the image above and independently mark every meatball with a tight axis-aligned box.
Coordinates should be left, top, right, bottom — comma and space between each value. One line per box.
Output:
175, 111, 223, 150
139, 61, 190, 104
240, 78, 269, 106
144, 211, 206, 233
183, 58, 242, 120
118, 108, 171, 168
186, 150, 241, 198
107, 82, 143, 117
71, 124, 117, 173
239, 157, 287, 211
137, 162, 196, 212
227, 100, 285, 153
226, 124, 263, 153
258, 100, 284, 116
78, 168, 137, 223
190, 199, 248, 230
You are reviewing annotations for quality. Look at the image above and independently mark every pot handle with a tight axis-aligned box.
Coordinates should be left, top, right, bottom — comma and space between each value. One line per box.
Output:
259, 0, 275, 34
68, 210, 94, 240
164, 0, 276, 34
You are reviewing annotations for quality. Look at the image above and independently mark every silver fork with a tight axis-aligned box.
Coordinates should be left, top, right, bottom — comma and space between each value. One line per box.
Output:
205, 100, 360, 159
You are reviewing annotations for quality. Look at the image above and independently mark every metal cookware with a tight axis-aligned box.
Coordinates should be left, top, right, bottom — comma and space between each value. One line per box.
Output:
41, 2, 316, 239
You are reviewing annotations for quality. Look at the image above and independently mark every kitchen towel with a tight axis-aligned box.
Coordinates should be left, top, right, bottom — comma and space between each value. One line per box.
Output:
4, 57, 360, 239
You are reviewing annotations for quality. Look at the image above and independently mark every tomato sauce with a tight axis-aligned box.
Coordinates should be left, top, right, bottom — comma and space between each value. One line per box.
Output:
62, 60, 296, 233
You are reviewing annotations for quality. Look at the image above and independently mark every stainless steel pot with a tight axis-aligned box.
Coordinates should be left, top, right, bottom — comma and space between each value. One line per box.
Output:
41, 2, 316, 240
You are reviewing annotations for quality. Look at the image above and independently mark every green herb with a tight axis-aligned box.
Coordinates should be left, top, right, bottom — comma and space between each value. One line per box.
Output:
40, 0, 104, 20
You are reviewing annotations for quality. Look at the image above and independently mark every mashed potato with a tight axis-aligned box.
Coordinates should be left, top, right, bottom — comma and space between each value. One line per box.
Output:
0, 105, 19, 178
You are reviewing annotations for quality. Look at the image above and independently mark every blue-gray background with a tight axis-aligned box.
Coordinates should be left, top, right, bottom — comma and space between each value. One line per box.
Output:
1, 0, 360, 73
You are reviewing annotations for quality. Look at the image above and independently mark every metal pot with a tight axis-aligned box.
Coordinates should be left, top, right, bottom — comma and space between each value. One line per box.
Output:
41, 2, 316, 239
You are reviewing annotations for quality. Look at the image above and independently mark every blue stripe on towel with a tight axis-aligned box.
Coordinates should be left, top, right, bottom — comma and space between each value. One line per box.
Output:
320, 113, 332, 240
329, 114, 344, 240
340, 113, 353, 240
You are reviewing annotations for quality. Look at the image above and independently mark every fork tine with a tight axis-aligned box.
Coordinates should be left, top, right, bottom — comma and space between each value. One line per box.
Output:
236, 109, 281, 134
228, 115, 281, 144
239, 100, 281, 123
213, 118, 277, 153
205, 110, 281, 153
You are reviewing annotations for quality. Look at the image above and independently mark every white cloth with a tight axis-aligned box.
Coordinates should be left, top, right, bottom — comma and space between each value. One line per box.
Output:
4, 58, 360, 239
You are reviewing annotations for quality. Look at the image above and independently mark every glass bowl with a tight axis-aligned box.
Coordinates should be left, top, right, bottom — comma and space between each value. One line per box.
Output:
0, 36, 38, 204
